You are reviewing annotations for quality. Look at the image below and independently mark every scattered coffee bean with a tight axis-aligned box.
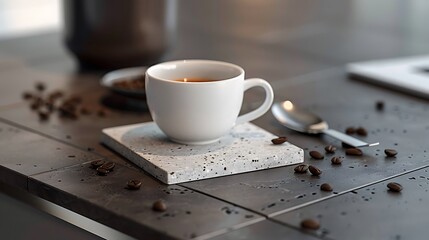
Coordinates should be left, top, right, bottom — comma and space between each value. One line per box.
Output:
320, 183, 333, 192
22, 92, 33, 100
331, 156, 343, 165
126, 179, 142, 190
345, 127, 356, 135
48, 90, 64, 101
308, 165, 322, 176
45, 102, 55, 112
80, 107, 91, 115
35, 82, 46, 92
58, 104, 79, 119
309, 151, 324, 159
30, 97, 44, 110
346, 148, 363, 156
66, 95, 82, 105
38, 110, 50, 121
300, 218, 320, 230
387, 182, 403, 192
97, 109, 107, 117
376, 101, 384, 111
99, 161, 115, 171
90, 160, 106, 168
324, 145, 336, 153
294, 164, 309, 173
356, 127, 368, 136
21, 86, 106, 122
152, 199, 167, 212
30, 102, 41, 110
271, 136, 287, 145
96, 167, 109, 176
30, 103, 39, 111
384, 149, 398, 157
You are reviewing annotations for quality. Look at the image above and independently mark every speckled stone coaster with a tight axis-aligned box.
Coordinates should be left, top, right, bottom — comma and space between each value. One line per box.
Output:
101, 122, 304, 184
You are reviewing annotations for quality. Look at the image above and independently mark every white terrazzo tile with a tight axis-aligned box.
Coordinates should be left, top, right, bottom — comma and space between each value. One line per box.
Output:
101, 122, 303, 184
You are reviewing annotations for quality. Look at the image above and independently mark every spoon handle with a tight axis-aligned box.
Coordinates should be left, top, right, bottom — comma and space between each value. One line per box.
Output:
322, 129, 379, 148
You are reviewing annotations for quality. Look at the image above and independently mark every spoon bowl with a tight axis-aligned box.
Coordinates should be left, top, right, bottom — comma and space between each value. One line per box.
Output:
271, 101, 379, 148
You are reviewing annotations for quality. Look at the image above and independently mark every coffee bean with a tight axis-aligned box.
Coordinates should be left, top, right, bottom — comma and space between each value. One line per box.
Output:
126, 179, 142, 190
308, 165, 322, 176
346, 148, 363, 156
45, 102, 55, 112
324, 145, 336, 153
376, 101, 384, 111
90, 160, 106, 168
300, 218, 320, 230
356, 127, 367, 136
38, 110, 50, 121
97, 109, 107, 117
152, 199, 167, 212
58, 105, 79, 119
309, 151, 324, 159
80, 107, 92, 115
35, 82, 46, 92
294, 164, 309, 173
345, 127, 356, 135
96, 167, 109, 176
271, 136, 287, 145
22, 86, 103, 123
66, 95, 82, 105
22, 92, 34, 100
30, 102, 40, 110
30, 97, 44, 110
48, 90, 64, 101
384, 149, 398, 157
99, 161, 115, 171
331, 156, 343, 165
320, 183, 333, 192
387, 182, 403, 192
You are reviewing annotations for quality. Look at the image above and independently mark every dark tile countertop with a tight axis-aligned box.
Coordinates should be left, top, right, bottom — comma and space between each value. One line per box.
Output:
2, 1, 429, 239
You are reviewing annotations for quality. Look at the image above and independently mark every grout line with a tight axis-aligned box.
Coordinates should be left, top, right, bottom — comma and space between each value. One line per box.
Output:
179, 184, 268, 218
193, 217, 266, 240
181, 164, 429, 239
267, 217, 334, 240
0, 116, 115, 176
27, 160, 98, 178
0, 116, 110, 160
178, 184, 268, 237
182, 183, 326, 240
268, 163, 429, 218
0, 182, 136, 240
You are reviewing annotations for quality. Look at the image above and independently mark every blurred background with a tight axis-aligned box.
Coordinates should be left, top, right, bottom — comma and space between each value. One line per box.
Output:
0, 0, 60, 39
1, 0, 429, 75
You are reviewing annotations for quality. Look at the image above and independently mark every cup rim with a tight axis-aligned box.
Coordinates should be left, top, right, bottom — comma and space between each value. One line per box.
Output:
146, 59, 245, 84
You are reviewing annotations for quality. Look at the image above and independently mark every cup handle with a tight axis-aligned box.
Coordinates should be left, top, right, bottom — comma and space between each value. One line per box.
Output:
236, 78, 274, 125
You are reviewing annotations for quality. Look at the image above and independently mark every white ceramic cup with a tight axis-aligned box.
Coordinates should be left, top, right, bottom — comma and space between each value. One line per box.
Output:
145, 60, 274, 145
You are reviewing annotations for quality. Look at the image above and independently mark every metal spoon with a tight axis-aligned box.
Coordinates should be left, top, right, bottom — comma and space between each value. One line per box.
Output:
271, 100, 379, 148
